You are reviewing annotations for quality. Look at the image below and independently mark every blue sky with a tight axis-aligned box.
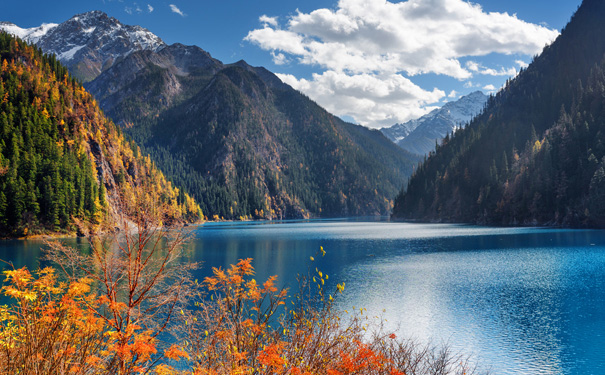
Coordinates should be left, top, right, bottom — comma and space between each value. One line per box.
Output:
2, 0, 582, 128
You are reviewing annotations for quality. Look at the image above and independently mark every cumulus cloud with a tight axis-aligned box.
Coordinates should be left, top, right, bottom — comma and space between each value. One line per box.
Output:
271, 51, 289, 65
483, 84, 496, 91
278, 71, 445, 127
147, 4, 154, 12
245, 0, 558, 127
247, 0, 557, 78
170, 4, 185, 17
448, 90, 458, 98
259, 15, 278, 27
466, 61, 517, 76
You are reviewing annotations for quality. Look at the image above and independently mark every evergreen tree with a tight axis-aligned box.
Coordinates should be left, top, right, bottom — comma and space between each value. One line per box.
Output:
0, 31, 202, 236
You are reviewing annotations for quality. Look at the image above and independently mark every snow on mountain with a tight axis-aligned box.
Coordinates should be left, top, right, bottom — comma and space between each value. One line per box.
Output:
0, 11, 166, 81
380, 120, 420, 144
381, 91, 487, 155
0, 22, 58, 43
441, 91, 488, 126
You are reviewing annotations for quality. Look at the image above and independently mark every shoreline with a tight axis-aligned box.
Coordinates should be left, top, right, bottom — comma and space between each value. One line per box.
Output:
389, 215, 605, 230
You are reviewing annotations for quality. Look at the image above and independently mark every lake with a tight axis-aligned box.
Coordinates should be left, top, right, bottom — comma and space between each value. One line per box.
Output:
2, 219, 605, 374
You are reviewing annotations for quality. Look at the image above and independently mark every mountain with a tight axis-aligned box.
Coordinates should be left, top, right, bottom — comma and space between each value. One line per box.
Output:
392, 0, 605, 227
85, 42, 223, 123
380, 121, 418, 147
0, 11, 165, 82
85, 47, 420, 219
381, 91, 487, 155
0, 32, 200, 237
4, 11, 419, 220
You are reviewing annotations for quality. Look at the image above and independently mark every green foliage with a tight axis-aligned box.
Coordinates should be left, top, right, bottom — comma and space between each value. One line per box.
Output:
0, 32, 202, 237
0, 33, 102, 235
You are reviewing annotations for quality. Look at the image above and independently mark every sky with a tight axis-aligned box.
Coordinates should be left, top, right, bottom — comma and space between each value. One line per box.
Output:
2, 0, 582, 128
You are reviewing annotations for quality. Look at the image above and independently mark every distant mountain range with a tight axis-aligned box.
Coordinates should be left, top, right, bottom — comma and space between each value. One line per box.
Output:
393, 0, 605, 228
381, 91, 487, 155
2, 11, 420, 220
0, 11, 164, 82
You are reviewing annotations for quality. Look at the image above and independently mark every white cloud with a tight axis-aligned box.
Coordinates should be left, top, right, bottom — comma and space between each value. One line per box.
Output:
124, 3, 143, 15
516, 59, 529, 68
466, 61, 480, 72
278, 71, 445, 127
247, 0, 557, 79
170, 4, 185, 17
259, 15, 278, 27
448, 90, 458, 98
245, 0, 558, 127
466, 60, 518, 76
271, 51, 289, 65
147, 4, 154, 12
483, 84, 496, 91
480, 66, 518, 76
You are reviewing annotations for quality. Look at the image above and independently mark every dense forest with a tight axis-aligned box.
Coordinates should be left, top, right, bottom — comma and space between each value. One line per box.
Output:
86, 48, 420, 220
393, 0, 605, 227
0, 32, 201, 236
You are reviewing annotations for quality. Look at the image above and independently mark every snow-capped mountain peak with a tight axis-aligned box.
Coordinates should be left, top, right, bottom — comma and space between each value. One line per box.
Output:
0, 21, 58, 44
0, 11, 166, 81
381, 91, 488, 155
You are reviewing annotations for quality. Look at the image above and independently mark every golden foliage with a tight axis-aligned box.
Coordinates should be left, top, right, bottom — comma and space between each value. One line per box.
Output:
0, 33, 202, 234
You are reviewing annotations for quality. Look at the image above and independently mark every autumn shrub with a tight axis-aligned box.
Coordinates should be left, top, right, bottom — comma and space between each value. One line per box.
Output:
0, 187, 196, 375
176, 249, 485, 375
0, 266, 108, 374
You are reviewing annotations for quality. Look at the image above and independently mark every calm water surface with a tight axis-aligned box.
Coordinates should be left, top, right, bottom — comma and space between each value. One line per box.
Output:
2, 220, 605, 374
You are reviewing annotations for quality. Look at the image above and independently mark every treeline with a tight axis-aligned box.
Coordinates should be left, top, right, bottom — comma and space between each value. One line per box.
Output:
0, 32, 201, 236
393, 0, 605, 227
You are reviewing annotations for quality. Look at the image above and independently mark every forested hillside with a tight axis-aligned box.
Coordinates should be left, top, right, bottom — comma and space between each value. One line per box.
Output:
86, 45, 419, 220
0, 32, 201, 236
393, 0, 605, 227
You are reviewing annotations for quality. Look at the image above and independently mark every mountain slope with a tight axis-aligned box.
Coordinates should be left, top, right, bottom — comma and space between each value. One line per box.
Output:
0, 11, 165, 82
381, 91, 487, 155
392, 0, 605, 227
0, 32, 200, 236
84, 41, 419, 219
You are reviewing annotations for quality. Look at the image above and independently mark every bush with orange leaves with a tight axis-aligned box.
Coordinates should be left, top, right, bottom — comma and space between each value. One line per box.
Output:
0, 254, 484, 375
0, 188, 196, 375
0, 266, 107, 374
176, 250, 485, 375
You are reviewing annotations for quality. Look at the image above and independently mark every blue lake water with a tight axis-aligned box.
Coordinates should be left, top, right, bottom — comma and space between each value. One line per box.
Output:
2, 220, 605, 374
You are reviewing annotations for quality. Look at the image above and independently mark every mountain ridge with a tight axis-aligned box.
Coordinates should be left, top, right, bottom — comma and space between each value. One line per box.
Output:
90, 53, 419, 218
0, 11, 165, 82
81, 24, 419, 219
381, 91, 487, 155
